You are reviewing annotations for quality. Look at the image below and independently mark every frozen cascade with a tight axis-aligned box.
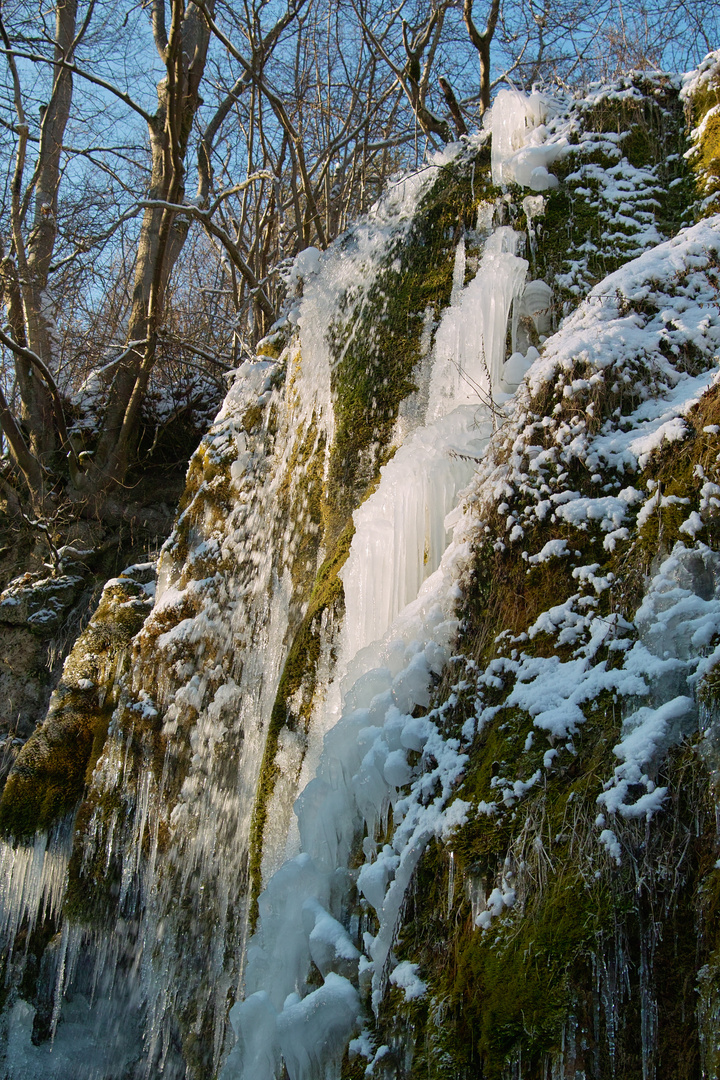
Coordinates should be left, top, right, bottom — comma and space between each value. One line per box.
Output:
221, 212, 530, 1078
339, 407, 489, 663
447, 851, 455, 914
489, 88, 564, 190
1, 353, 344, 1077
0, 159, 449, 1079
0, 95, 564, 1079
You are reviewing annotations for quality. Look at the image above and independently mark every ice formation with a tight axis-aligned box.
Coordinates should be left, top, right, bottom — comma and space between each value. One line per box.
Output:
222, 176, 533, 1077
224, 204, 720, 1075
2, 78, 719, 1080
0, 821, 73, 947
427, 226, 528, 414
489, 88, 564, 190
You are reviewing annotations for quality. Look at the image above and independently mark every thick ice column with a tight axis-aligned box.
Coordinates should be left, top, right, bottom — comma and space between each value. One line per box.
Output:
491, 89, 536, 186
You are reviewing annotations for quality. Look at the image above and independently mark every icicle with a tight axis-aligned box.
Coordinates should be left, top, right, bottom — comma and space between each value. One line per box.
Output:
447, 851, 455, 914
450, 235, 466, 306
339, 408, 491, 660
522, 194, 545, 263
49, 922, 70, 1043
427, 224, 527, 417
0, 818, 73, 951
468, 877, 486, 928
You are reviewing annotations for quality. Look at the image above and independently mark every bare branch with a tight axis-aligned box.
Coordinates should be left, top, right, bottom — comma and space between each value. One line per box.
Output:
0, 328, 79, 468
0, 46, 155, 124
138, 197, 276, 320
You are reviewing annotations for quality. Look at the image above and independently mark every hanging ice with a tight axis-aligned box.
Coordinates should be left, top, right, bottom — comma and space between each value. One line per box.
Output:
489, 88, 564, 190
223, 197, 534, 1077
339, 408, 489, 662
0, 97, 559, 1080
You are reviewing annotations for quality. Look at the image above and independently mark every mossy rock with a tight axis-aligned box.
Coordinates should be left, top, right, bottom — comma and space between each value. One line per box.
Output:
387, 727, 711, 1078
684, 57, 720, 215
523, 75, 694, 312
0, 568, 154, 841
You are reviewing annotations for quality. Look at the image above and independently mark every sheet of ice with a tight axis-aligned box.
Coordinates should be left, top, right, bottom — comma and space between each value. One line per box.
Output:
276, 974, 360, 1080
3, 996, 140, 1080
227, 485, 482, 1074
427, 228, 527, 416
340, 406, 492, 660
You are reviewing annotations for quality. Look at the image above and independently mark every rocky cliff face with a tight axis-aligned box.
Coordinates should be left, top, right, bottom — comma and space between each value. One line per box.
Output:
1, 61, 720, 1080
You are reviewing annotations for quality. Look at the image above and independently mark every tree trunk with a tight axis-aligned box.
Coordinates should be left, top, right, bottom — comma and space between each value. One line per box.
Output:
94, 0, 212, 486
2, 0, 78, 469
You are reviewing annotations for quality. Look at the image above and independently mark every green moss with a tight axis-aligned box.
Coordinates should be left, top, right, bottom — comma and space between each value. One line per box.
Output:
448, 880, 599, 1073
274, 417, 326, 596
685, 63, 720, 215
389, 723, 711, 1078
537, 81, 693, 308
0, 696, 112, 840
695, 109, 720, 212
241, 404, 264, 432
0, 576, 152, 842
256, 327, 290, 360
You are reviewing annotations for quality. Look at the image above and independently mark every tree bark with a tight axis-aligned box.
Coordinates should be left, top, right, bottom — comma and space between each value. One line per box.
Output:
0, 0, 78, 467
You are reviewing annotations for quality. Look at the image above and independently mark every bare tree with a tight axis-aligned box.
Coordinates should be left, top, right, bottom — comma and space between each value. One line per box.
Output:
0, 0, 88, 499
0, 0, 714, 513
463, 0, 500, 116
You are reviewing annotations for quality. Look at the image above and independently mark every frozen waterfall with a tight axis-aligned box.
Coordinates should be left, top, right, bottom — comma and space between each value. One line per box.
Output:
220, 203, 533, 1078
0, 88, 561, 1080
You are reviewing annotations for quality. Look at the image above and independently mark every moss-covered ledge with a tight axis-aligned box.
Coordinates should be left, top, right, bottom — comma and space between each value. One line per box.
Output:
0, 564, 155, 842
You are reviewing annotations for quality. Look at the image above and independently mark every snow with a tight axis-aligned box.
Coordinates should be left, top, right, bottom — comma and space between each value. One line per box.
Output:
599, 829, 622, 864
389, 961, 427, 1001
681, 50, 720, 102
224, 128, 546, 1070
